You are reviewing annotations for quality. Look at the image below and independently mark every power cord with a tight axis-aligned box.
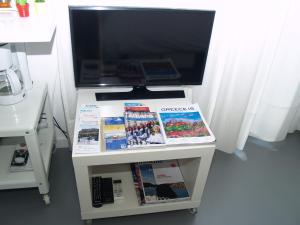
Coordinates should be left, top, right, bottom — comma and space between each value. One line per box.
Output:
53, 116, 68, 139
39, 113, 72, 150
53, 116, 72, 149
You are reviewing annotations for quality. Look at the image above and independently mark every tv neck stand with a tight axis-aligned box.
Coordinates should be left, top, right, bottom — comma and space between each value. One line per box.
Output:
95, 86, 185, 101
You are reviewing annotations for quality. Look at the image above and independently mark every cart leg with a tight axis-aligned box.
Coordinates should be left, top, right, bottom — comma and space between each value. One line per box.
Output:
43, 194, 51, 205
25, 132, 49, 194
85, 219, 92, 225
189, 208, 198, 214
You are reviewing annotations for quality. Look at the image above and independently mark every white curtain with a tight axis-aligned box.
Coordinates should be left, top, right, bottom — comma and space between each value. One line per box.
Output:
250, 1, 300, 141
194, 0, 299, 153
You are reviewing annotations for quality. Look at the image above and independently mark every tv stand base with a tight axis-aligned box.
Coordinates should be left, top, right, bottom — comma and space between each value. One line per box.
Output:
95, 86, 185, 101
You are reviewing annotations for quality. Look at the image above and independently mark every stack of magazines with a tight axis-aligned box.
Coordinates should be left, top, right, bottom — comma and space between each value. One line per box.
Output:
130, 160, 190, 205
101, 103, 215, 151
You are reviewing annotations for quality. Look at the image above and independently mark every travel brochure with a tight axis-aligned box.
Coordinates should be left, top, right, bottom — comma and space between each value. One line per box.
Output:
74, 103, 215, 154
102, 117, 127, 151
131, 160, 190, 205
73, 104, 101, 154
158, 104, 215, 145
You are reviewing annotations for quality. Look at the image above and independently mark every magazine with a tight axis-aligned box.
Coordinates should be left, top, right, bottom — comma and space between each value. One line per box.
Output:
124, 102, 150, 112
124, 106, 150, 112
157, 104, 215, 145
130, 163, 145, 205
9, 144, 33, 172
102, 117, 127, 151
124, 111, 165, 148
124, 103, 145, 107
137, 160, 190, 204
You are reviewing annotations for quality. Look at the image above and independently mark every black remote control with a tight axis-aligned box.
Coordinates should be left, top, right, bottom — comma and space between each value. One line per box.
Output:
101, 177, 114, 203
92, 176, 102, 208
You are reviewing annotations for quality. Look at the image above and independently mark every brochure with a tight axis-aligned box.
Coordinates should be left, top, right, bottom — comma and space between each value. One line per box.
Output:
158, 104, 215, 145
103, 117, 127, 151
74, 104, 101, 154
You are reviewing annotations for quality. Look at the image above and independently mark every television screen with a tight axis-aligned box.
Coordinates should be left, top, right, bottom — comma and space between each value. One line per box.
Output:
69, 7, 215, 88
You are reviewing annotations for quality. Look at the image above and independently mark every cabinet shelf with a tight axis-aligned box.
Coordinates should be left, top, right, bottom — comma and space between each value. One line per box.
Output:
84, 161, 200, 219
0, 141, 36, 189
0, 126, 54, 190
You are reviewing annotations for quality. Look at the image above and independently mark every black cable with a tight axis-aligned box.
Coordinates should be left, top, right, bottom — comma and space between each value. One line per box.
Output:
51, 116, 72, 150
53, 116, 69, 140
53, 116, 67, 133
54, 123, 69, 140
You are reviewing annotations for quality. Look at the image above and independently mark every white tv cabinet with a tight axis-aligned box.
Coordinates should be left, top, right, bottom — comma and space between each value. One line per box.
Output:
0, 82, 54, 205
72, 89, 215, 223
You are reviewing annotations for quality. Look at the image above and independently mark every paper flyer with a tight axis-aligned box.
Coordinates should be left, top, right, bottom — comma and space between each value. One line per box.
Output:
73, 104, 101, 154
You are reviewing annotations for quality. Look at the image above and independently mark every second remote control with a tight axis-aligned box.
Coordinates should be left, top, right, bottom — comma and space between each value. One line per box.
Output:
92, 176, 102, 208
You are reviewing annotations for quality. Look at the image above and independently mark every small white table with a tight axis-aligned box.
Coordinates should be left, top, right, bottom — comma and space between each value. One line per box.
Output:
0, 82, 55, 205
73, 90, 215, 223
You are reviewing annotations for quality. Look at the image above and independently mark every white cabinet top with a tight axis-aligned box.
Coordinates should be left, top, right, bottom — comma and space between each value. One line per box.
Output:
0, 3, 55, 43
0, 82, 47, 137
72, 88, 216, 163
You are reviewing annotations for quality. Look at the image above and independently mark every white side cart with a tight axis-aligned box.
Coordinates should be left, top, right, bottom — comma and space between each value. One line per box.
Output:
0, 82, 55, 205
73, 90, 216, 223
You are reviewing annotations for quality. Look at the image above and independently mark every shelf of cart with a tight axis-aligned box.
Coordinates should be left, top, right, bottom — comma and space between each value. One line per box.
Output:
0, 126, 53, 189
0, 141, 36, 190
0, 2, 56, 43
0, 82, 47, 137
84, 163, 198, 219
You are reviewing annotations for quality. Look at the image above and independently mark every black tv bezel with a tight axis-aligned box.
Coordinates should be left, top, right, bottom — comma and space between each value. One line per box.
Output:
69, 6, 215, 89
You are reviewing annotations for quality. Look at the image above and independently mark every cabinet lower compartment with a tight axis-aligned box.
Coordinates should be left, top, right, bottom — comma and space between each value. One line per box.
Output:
82, 157, 201, 219
0, 127, 53, 190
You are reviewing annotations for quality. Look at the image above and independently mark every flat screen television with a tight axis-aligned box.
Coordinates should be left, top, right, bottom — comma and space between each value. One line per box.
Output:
69, 6, 215, 100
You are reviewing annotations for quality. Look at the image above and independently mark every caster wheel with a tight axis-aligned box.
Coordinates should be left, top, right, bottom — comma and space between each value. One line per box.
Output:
85, 219, 92, 225
189, 208, 198, 214
43, 194, 51, 205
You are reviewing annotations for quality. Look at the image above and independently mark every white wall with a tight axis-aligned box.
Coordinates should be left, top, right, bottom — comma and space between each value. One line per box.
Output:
25, 36, 69, 148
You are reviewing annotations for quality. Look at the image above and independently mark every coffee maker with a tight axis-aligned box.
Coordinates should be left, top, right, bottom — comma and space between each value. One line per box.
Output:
0, 43, 32, 105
